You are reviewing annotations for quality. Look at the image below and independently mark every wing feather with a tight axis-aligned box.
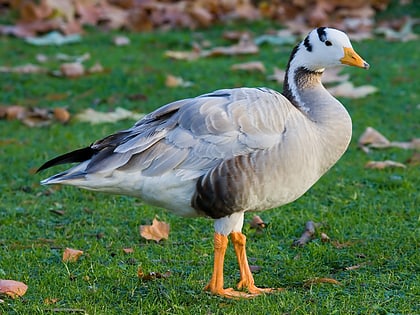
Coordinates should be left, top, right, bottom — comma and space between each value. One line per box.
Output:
71, 87, 294, 179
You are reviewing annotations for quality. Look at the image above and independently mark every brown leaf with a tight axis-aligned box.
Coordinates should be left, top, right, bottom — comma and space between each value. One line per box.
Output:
359, 127, 420, 152
320, 232, 331, 243
0, 105, 26, 120
165, 74, 194, 88
231, 61, 266, 73
267, 67, 286, 84
60, 62, 85, 78
327, 82, 377, 98
75, 107, 144, 124
358, 127, 390, 150
365, 160, 406, 169
139, 218, 170, 242
113, 36, 130, 46
88, 62, 104, 74
0, 279, 28, 298
406, 152, 420, 166
249, 215, 267, 229
62, 248, 84, 263
0, 64, 46, 74
345, 262, 368, 271
292, 221, 319, 247
164, 50, 201, 61
122, 248, 134, 254
204, 35, 259, 57
304, 277, 342, 287
137, 267, 171, 281
53, 107, 71, 123
44, 297, 60, 305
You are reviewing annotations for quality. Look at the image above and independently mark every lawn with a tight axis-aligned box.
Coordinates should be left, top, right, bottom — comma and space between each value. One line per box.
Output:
0, 4, 419, 315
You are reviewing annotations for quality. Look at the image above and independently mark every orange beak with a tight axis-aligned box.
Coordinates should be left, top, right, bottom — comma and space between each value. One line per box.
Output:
340, 47, 370, 69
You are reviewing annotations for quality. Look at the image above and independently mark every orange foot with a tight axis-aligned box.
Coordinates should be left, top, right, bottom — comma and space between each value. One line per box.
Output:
237, 282, 285, 295
204, 284, 255, 299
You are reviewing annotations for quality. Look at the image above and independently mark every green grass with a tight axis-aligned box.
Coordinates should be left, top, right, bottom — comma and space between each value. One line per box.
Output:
1, 10, 419, 315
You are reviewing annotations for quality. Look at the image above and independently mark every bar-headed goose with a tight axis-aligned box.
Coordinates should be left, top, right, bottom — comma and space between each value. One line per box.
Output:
38, 27, 369, 298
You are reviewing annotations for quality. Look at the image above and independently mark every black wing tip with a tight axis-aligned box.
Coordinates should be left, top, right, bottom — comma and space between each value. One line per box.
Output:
36, 146, 96, 173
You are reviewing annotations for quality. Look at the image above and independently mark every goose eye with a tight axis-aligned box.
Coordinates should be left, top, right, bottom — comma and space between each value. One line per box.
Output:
325, 40, 332, 46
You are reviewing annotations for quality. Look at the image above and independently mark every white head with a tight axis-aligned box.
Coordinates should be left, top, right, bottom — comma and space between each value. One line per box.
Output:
293, 27, 369, 71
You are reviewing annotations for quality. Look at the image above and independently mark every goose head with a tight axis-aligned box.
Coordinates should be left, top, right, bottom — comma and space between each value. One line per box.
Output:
291, 27, 370, 72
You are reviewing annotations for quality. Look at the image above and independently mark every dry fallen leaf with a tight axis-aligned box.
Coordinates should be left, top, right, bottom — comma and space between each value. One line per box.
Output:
320, 232, 331, 243
406, 152, 420, 166
0, 279, 28, 298
249, 215, 267, 229
267, 66, 286, 84
137, 267, 171, 281
113, 35, 130, 46
231, 61, 266, 73
358, 127, 419, 152
60, 62, 85, 78
345, 262, 368, 271
75, 107, 144, 124
165, 74, 194, 88
62, 248, 84, 263
203, 35, 259, 57
358, 126, 390, 150
53, 108, 71, 123
327, 82, 377, 98
140, 218, 170, 242
365, 160, 407, 169
123, 248, 134, 254
304, 277, 342, 287
0, 63, 46, 74
164, 50, 201, 61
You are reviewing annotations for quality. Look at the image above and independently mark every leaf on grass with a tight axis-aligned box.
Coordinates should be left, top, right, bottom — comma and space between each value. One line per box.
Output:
137, 267, 171, 281
0, 106, 70, 127
122, 248, 134, 254
267, 67, 286, 84
358, 127, 419, 152
331, 240, 358, 249
165, 74, 194, 88
113, 36, 130, 46
231, 61, 266, 73
406, 152, 420, 166
327, 82, 377, 98
249, 215, 267, 229
358, 126, 390, 151
75, 107, 144, 124
304, 277, 342, 287
53, 108, 71, 124
60, 62, 85, 78
88, 62, 105, 74
62, 248, 84, 263
44, 297, 60, 305
365, 160, 406, 169
292, 221, 320, 247
140, 218, 170, 242
164, 50, 201, 61
320, 232, 331, 243
25, 31, 82, 46
0, 64, 47, 74
375, 16, 420, 42
322, 67, 350, 84
0, 279, 28, 298
203, 35, 259, 57
345, 262, 368, 271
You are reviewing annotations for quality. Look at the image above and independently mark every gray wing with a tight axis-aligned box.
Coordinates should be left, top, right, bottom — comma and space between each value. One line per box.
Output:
84, 87, 294, 180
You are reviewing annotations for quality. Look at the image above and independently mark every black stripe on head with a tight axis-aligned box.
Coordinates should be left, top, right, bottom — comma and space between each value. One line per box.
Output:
317, 27, 327, 42
303, 35, 312, 52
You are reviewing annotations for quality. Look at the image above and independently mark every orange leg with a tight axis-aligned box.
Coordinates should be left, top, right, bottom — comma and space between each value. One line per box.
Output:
204, 233, 254, 298
231, 231, 282, 295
